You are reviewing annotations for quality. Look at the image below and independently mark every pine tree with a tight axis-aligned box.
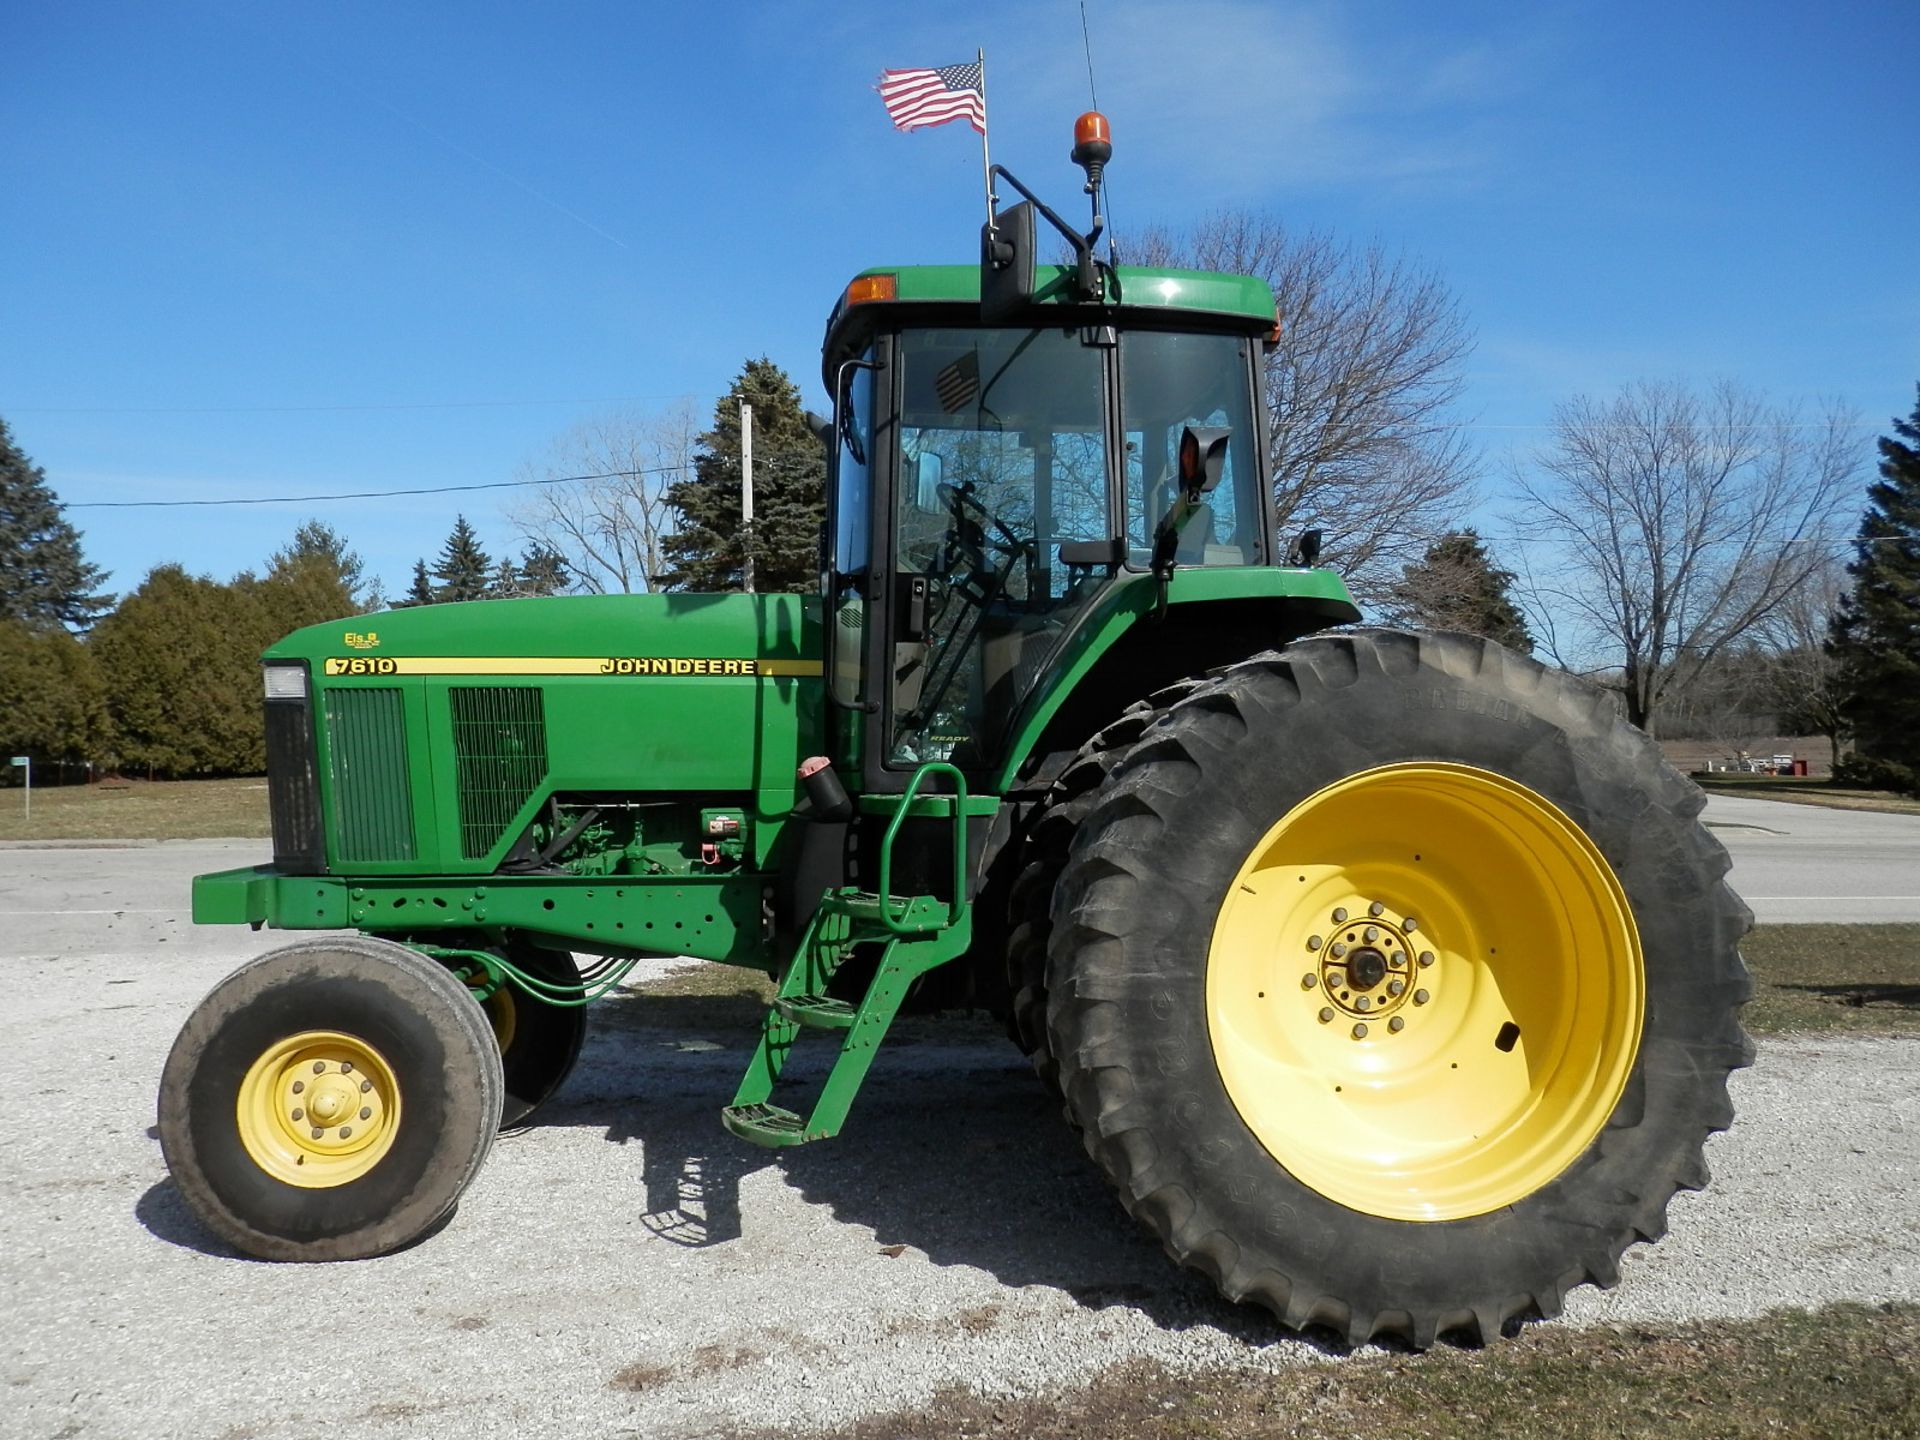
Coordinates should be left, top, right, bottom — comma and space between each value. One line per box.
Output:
487, 556, 522, 598
1829, 388, 1920, 790
258, 519, 363, 635
431, 515, 493, 602
402, 559, 435, 607
517, 543, 570, 596
0, 417, 111, 628
659, 358, 825, 593
0, 618, 112, 767
1381, 529, 1534, 652
268, 520, 364, 608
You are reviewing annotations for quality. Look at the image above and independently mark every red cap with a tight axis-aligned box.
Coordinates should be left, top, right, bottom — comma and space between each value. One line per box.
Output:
797, 756, 832, 779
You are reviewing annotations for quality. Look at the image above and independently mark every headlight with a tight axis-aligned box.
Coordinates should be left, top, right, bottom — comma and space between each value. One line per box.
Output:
262, 665, 308, 701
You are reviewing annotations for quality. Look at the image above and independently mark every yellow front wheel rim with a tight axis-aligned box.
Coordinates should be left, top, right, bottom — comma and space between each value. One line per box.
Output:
235, 1031, 402, 1188
1207, 763, 1643, 1221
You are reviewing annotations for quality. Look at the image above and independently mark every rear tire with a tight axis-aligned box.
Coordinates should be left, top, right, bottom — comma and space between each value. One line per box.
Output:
1048, 629, 1752, 1346
484, 942, 588, 1127
158, 936, 505, 1261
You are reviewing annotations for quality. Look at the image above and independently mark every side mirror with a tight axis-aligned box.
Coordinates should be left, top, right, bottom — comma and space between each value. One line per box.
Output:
805, 410, 832, 450
913, 452, 945, 512
1286, 528, 1325, 567
1178, 425, 1231, 498
980, 201, 1037, 325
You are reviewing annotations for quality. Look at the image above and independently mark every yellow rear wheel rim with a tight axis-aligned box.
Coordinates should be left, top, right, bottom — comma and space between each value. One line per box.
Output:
1207, 762, 1643, 1221
235, 1030, 402, 1189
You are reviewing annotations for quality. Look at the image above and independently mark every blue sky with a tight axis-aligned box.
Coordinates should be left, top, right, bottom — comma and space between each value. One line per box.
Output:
3, 0, 1915, 601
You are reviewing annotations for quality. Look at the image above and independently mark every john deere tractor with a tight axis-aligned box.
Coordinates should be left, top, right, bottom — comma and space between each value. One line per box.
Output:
159, 116, 1751, 1347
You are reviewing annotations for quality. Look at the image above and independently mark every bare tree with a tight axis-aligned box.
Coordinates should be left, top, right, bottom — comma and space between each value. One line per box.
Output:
1130, 212, 1478, 599
510, 402, 698, 594
1513, 380, 1861, 733
1762, 553, 1850, 763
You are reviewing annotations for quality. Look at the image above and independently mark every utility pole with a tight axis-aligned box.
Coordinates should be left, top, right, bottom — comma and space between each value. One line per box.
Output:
739, 401, 755, 593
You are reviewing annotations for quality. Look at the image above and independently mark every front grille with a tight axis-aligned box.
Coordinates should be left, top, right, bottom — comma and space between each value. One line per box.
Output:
449, 686, 548, 859
264, 699, 324, 871
323, 687, 417, 862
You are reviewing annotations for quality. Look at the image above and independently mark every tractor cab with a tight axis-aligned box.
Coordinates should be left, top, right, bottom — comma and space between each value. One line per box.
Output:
821, 282, 1296, 800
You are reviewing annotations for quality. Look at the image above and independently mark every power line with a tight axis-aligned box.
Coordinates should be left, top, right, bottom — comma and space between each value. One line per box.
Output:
6, 394, 693, 417
65, 465, 683, 510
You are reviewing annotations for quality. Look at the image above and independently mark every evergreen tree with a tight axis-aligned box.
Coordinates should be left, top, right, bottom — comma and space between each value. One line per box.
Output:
517, 542, 570, 597
487, 556, 522, 598
91, 565, 267, 775
431, 515, 493, 602
0, 417, 112, 628
659, 358, 825, 593
1381, 529, 1534, 652
1830, 389, 1920, 790
0, 618, 112, 768
268, 520, 365, 608
257, 519, 363, 635
401, 559, 435, 607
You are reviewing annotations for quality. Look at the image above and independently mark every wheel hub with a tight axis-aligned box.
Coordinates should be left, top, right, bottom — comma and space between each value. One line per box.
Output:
1309, 907, 1430, 1029
235, 1032, 401, 1188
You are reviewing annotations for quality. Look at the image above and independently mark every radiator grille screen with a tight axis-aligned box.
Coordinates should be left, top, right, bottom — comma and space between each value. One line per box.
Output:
264, 698, 323, 871
449, 687, 548, 860
322, 687, 417, 862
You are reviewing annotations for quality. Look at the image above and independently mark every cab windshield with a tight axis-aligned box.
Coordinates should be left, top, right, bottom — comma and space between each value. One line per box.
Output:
888, 325, 1261, 767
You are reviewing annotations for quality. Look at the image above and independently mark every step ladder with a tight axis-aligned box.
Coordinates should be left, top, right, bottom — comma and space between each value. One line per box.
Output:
722, 763, 974, 1148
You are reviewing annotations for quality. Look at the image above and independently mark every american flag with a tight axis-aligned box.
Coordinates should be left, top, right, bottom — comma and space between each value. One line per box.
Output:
878, 61, 986, 135
935, 352, 980, 412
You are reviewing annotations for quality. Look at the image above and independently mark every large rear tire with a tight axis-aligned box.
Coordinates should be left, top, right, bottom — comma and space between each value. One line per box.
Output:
1048, 629, 1752, 1347
158, 936, 505, 1261
482, 942, 587, 1128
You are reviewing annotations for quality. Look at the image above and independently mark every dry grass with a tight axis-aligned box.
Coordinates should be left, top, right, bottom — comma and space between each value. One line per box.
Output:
1740, 923, 1920, 1034
0, 776, 270, 841
773, 1303, 1920, 1440
1695, 773, 1920, 816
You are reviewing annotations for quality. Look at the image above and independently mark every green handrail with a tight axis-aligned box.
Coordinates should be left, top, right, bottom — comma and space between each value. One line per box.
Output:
877, 760, 969, 933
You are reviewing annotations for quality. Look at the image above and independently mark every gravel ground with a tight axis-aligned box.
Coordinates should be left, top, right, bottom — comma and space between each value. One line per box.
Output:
2, 842, 1918, 1440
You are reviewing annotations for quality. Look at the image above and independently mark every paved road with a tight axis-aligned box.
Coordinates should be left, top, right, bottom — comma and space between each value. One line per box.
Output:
1702, 794, 1920, 924
0, 839, 1916, 1440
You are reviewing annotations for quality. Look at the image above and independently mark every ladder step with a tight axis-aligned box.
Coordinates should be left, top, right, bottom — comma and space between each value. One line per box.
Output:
774, 994, 857, 1030
720, 1102, 821, 1147
833, 890, 947, 931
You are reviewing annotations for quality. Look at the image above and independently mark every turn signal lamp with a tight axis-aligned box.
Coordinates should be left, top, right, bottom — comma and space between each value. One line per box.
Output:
1266, 303, 1285, 348
844, 274, 897, 307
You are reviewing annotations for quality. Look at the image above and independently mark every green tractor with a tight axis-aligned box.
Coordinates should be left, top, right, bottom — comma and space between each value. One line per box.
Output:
159, 118, 1751, 1347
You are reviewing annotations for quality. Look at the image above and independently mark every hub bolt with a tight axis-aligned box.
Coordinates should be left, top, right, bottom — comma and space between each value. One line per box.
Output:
359, 1107, 372, 1121
1307, 935, 1323, 951
312, 1061, 325, 1074
310, 1126, 325, 1140
1391, 951, 1407, 968
291, 1081, 305, 1094
1405, 917, 1420, 933
1388, 978, 1405, 996
1318, 1007, 1334, 1024
1369, 901, 1385, 917
360, 1080, 373, 1094
1332, 907, 1349, 924
1301, 973, 1317, 990
291, 1109, 304, 1121
1413, 988, 1430, 1006
1418, 951, 1435, 968
1331, 942, 1348, 958
339, 1127, 352, 1139
1351, 1023, 1368, 1040
1388, 1016, 1406, 1033
1355, 995, 1371, 1012
1363, 925, 1379, 942
341, 1062, 353, 1074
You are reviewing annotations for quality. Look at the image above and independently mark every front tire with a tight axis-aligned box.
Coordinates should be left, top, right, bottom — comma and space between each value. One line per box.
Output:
158, 936, 505, 1261
1048, 629, 1752, 1346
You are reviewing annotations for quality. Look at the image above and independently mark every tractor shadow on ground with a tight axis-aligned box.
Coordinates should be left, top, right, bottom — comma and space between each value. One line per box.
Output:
545, 984, 1329, 1349
1777, 982, 1920, 1012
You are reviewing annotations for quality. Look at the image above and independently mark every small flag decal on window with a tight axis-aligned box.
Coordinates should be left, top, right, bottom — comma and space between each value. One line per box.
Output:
936, 352, 980, 413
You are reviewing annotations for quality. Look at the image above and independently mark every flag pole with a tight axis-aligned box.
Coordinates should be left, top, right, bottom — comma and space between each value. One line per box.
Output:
977, 48, 996, 235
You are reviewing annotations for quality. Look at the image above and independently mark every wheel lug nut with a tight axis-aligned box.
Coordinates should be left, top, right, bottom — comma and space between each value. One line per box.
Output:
1388, 1016, 1405, 1033
1418, 951, 1435, 968
1388, 978, 1405, 996
1331, 907, 1348, 923
1352, 1023, 1368, 1040
1355, 995, 1371, 1012
1404, 917, 1419, 933
1368, 901, 1384, 917
339, 1127, 352, 1139
359, 1107, 372, 1121
1363, 925, 1379, 942
360, 1080, 373, 1094
1391, 951, 1406, 968
291, 1108, 304, 1121
1331, 942, 1348, 958
1301, 973, 1318, 989
1318, 1007, 1334, 1024
291, 1081, 305, 1094
312, 1061, 325, 1074
341, 1062, 353, 1074
1414, 989, 1430, 1006
1307, 935, 1323, 951
310, 1126, 325, 1140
